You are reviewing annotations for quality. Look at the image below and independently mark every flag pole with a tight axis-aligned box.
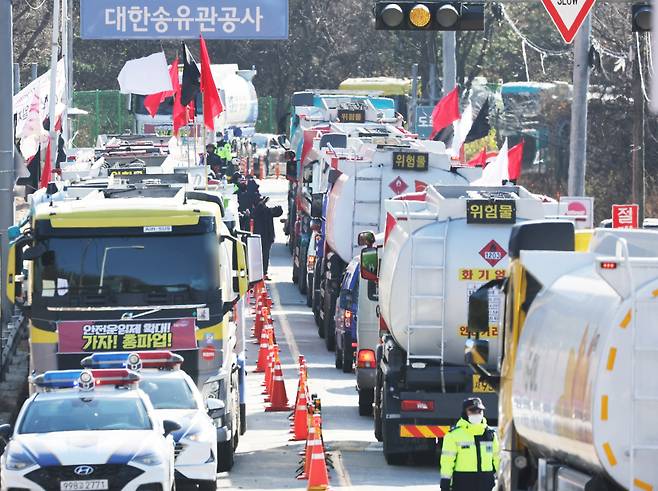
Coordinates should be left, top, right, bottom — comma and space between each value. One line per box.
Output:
47, 0, 61, 186
202, 93, 208, 190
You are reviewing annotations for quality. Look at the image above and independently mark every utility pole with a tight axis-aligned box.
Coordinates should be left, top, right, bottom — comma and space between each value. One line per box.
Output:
567, 14, 591, 196
47, 0, 61, 185
12, 64, 20, 95
631, 34, 645, 221
31, 63, 38, 82
0, 0, 14, 327
442, 31, 457, 95
409, 63, 419, 133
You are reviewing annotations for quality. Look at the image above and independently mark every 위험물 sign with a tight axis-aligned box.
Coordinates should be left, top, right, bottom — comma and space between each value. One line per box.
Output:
466, 200, 516, 224
392, 152, 429, 172
337, 109, 366, 123
80, 0, 289, 40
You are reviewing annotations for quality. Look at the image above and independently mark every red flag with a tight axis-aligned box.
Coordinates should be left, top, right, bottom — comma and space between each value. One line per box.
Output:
199, 36, 223, 131
466, 147, 487, 167
144, 59, 178, 118
430, 87, 460, 140
40, 141, 52, 189
507, 139, 525, 181
167, 57, 189, 136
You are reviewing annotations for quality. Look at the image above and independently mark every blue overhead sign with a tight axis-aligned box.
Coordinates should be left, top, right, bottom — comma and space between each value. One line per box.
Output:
80, 0, 289, 40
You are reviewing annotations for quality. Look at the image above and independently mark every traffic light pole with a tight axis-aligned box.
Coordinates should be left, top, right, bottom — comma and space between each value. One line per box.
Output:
0, 0, 14, 328
442, 31, 457, 94
631, 34, 645, 221
567, 13, 591, 196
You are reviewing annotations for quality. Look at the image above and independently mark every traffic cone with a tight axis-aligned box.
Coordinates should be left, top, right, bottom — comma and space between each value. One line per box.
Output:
259, 156, 266, 180
265, 349, 291, 412
289, 382, 309, 441
255, 325, 271, 373
306, 419, 329, 490
262, 341, 275, 395
296, 419, 317, 479
253, 307, 264, 341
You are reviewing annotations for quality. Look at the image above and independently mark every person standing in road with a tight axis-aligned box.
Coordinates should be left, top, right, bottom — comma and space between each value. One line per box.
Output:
440, 397, 499, 491
252, 195, 283, 280
204, 143, 224, 177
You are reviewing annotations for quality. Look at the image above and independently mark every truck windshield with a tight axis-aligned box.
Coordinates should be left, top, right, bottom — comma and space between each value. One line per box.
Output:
20, 396, 152, 433
34, 233, 219, 299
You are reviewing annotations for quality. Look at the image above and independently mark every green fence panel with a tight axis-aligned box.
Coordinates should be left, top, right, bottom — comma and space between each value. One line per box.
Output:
71, 90, 134, 147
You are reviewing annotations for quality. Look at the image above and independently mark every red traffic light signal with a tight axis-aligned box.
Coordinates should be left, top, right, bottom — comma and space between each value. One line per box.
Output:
375, 2, 485, 31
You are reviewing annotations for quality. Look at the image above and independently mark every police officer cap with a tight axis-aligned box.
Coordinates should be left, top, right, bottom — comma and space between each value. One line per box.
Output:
463, 397, 485, 411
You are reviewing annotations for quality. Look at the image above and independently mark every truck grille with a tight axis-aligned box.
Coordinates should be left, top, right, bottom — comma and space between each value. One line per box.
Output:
25, 464, 143, 490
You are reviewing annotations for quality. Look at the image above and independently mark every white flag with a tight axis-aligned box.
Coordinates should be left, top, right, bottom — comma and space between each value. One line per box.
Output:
472, 139, 509, 186
450, 103, 474, 157
117, 52, 173, 95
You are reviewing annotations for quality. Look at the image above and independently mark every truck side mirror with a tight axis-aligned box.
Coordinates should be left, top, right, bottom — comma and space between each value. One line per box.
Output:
357, 231, 376, 247
465, 338, 489, 365
311, 193, 323, 218
467, 286, 490, 334
360, 247, 379, 282
22, 242, 47, 261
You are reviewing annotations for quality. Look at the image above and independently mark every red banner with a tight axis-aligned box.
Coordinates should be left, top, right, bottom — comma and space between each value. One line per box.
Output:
58, 318, 197, 353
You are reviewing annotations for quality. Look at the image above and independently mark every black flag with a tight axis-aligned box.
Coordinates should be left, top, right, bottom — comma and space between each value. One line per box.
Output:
180, 42, 200, 106
433, 124, 454, 144
465, 99, 491, 144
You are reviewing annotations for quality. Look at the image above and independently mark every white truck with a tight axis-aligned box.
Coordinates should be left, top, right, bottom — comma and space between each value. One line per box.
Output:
317, 140, 480, 352
466, 224, 658, 491
359, 185, 550, 464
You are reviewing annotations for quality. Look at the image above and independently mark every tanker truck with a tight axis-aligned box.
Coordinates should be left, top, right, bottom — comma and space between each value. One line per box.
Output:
359, 184, 550, 464
287, 91, 398, 284
131, 64, 258, 136
466, 223, 658, 491
317, 141, 481, 352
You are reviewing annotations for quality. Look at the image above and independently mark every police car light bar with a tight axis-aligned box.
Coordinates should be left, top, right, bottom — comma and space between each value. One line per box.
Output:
81, 351, 184, 370
31, 369, 140, 391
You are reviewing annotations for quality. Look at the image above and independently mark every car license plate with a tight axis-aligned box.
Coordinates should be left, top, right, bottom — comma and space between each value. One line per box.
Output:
473, 374, 495, 393
60, 480, 109, 490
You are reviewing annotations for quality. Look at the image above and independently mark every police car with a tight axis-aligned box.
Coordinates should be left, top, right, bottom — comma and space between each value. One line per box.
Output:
0, 369, 177, 491
82, 352, 220, 490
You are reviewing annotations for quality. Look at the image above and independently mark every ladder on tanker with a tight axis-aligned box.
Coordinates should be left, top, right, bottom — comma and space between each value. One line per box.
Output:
630, 295, 658, 489
406, 222, 447, 368
350, 170, 383, 255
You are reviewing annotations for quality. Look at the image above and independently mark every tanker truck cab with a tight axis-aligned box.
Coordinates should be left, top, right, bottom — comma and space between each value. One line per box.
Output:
467, 225, 658, 491
369, 185, 549, 466
22, 186, 235, 389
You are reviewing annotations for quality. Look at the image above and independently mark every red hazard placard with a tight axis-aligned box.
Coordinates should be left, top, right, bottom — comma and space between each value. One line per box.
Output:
479, 240, 507, 267
612, 204, 639, 229
541, 0, 596, 44
389, 176, 409, 195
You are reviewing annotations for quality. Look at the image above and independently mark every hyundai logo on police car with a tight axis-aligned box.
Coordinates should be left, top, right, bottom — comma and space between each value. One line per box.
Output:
73, 465, 95, 476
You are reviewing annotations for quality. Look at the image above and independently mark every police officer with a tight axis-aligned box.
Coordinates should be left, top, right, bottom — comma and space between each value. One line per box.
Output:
440, 397, 499, 491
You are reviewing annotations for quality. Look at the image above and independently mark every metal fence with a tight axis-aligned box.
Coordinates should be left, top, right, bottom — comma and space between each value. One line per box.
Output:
71, 90, 133, 147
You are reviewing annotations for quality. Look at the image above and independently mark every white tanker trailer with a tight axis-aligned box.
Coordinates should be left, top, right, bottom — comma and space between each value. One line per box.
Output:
318, 141, 481, 351
359, 185, 551, 465
466, 223, 658, 491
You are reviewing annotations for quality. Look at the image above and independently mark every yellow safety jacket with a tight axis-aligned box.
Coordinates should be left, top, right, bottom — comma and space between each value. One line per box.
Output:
440, 417, 499, 490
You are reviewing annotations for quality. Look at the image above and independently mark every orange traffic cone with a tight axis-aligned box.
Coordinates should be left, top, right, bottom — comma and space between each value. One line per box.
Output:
289, 382, 309, 441
262, 341, 276, 395
253, 307, 264, 341
259, 156, 266, 180
297, 418, 317, 479
255, 325, 271, 373
306, 419, 329, 490
265, 349, 291, 412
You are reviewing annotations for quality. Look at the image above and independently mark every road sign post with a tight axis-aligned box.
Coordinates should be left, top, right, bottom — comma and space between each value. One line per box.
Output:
612, 204, 639, 229
540, 0, 596, 43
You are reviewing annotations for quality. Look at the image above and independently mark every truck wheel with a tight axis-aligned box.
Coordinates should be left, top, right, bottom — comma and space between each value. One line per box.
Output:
382, 382, 406, 465
374, 371, 383, 441
342, 336, 353, 373
358, 389, 374, 416
292, 261, 299, 283
298, 263, 307, 294
324, 315, 336, 351
335, 345, 342, 369
306, 275, 313, 307
240, 403, 247, 435
217, 440, 234, 472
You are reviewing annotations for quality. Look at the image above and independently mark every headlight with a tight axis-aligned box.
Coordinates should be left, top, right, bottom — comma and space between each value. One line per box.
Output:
186, 425, 215, 443
5, 447, 36, 471
131, 452, 162, 466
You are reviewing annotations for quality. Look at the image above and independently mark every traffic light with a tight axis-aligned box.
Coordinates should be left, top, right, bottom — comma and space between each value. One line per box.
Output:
632, 3, 651, 31
375, 2, 485, 31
